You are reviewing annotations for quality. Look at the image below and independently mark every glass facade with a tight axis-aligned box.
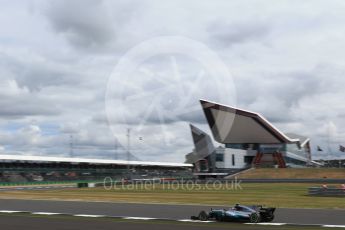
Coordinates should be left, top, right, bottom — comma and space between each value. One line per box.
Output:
225, 143, 259, 150
220, 142, 309, 168
216, 153, 224, 162
285, 143, 309, 159
284, 156, 307, 167
259, 144, 285, 153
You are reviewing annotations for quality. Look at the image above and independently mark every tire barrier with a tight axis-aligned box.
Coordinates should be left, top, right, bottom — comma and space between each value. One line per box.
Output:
308, 186, 345, 196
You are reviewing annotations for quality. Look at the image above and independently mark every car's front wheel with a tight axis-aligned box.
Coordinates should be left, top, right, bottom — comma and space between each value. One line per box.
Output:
249, 213, 260, 223
198, 211, 208, 221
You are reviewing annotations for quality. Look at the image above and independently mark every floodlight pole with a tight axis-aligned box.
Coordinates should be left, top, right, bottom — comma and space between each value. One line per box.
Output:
127, 128, 131, 179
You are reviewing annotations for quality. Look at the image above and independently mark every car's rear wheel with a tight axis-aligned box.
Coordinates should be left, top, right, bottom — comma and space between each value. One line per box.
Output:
249, 213, 260, 223
264, 214, 274, 222
198, 211, 208, 221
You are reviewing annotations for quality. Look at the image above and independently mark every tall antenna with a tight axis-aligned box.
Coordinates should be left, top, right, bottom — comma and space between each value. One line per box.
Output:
69, 134, 74, 157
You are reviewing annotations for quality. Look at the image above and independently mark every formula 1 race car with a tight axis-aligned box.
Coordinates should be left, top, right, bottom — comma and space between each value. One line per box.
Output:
191, 204, 275, 223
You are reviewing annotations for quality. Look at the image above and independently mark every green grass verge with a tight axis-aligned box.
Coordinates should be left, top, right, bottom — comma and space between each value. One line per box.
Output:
0, 183, 344, 209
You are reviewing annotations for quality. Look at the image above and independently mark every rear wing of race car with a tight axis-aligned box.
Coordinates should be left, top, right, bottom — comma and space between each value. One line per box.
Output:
250, 205, 275, 213
259, 207, 276, 214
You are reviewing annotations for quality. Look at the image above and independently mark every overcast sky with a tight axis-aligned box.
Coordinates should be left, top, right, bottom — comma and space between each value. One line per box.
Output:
1, 0, 345, 162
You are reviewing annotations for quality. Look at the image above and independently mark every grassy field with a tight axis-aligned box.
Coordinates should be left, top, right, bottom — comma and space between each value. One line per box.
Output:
0, 183, 344, 209
236, 168, 345, 179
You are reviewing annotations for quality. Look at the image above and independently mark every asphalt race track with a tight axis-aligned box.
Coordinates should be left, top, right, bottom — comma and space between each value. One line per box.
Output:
0, 214, 291, 230
0, 199, 345, 226
0, 215, 187, 230
0, 215, 205, 230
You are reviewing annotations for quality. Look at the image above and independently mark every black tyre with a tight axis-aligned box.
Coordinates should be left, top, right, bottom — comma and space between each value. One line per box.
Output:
198, 211, 208, 221
215, 214, 223, 221
249, 213, 260, 223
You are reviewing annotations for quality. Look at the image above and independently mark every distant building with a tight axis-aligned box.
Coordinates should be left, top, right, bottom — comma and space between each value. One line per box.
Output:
0, 155, 192, 183
186, 100, 319, 178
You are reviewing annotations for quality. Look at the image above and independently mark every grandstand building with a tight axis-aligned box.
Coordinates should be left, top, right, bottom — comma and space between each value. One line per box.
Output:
0, 155, 192, 183
186, 100, 318, 178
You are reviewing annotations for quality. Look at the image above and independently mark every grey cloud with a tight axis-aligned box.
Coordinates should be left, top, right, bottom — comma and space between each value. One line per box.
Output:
16, 65, 81, 91
238, 73, 314, 109
48, 0, 113, 42
0, 53, 81, 91
0, 87, 60, 119
91, 113, 109, 125
207, 20, 271, 47
136, 110, 206, 126
236, 65, 345, 124
59, 123, 80, 134
337, 113, 345, 119
46, 0, 117, 51
0, 100, 59, 118
0, 123, 140, 160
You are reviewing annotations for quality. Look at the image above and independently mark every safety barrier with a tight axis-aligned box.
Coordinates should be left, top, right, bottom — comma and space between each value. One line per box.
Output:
308, 187, 345, 196
0, 180, 103, 187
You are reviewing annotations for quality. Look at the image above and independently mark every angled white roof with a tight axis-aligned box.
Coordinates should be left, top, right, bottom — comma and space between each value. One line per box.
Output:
200, 100, 300, 144
185, 124, 215, 163
0, 155, 192, 168
286, 133, 310, 147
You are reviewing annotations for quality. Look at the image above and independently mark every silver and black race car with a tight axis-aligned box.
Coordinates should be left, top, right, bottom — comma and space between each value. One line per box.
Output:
191, 204, 275, 223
